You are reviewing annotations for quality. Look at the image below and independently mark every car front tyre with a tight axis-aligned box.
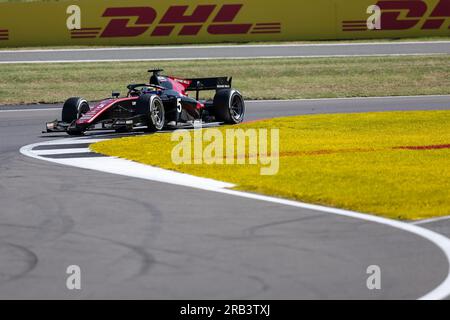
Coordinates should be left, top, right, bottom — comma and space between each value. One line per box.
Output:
136, 94, 165, 132
62, 97, 89, 123
62, 97, 89, 135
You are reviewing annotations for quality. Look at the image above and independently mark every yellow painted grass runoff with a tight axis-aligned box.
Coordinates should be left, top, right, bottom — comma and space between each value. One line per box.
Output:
1, 55, 450, 104
91, 110, 450, 220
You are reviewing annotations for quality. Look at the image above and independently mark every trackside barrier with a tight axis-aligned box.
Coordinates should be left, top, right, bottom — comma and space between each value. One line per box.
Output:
0, 0, 448, 47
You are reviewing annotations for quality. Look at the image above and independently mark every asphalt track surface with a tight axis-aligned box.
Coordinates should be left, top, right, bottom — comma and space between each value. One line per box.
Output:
0, 41, 450, 63
1, 96, 450, 299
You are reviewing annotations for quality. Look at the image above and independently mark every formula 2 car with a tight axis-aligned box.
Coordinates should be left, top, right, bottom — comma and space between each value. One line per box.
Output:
44, 69, 245, 135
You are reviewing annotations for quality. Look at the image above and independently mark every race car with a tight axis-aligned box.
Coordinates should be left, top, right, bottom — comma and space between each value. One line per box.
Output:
44, 69, 245, 135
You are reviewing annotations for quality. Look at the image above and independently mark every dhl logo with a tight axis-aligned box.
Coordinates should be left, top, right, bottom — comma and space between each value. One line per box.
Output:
0, 29, 9, 41
71, 4, 281, 39
343, 0, 450, 31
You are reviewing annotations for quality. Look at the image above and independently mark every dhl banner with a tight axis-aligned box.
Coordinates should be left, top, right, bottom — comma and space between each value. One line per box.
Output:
0, 0, 448, 47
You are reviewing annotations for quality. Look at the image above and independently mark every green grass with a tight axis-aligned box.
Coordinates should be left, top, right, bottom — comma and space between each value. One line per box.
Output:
0, 55, 449, 105
91, 110, 450, 220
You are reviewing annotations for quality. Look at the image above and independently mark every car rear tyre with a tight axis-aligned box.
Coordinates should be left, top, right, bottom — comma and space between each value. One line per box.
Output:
62, 97, 90, 123
213, 89, 245, 124
136, 94, 165, 132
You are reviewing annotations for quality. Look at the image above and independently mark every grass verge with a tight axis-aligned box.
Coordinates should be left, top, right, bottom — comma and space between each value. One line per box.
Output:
0, 55, 449, 105
91, 110, 450, 220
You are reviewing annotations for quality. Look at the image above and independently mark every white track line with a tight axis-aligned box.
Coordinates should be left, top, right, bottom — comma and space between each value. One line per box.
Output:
412, 216, 450, 226
19, 135, 450, 300
32, 138, 106, 145
32, 148, 91, 156
250, 94, 450, 102
1, 41, 450, 54
20, 138, 234, 190
0, 53, 447, 64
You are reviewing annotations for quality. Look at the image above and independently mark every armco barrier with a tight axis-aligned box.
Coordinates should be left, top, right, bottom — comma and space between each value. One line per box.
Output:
0, 0, 448, 47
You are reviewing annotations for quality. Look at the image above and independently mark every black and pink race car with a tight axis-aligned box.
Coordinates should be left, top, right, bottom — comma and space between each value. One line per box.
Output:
45, 69, 245, 135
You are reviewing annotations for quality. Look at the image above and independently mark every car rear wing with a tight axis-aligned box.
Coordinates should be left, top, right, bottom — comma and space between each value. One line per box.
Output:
186, 77, 232, 91
186, 77, 232, 99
